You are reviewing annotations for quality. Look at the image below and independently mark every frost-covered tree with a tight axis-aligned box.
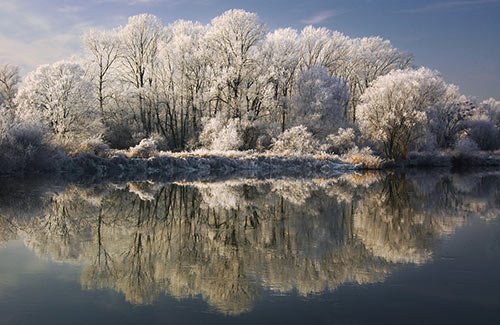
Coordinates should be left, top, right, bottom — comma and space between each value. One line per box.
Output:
454, 98, 500, 151
465, 120, 499, 151
0, 64, 19, 111
157, 20, 209, 148
298, 26, 350, 74
477, 98, 500, 128
118, 14, 164, 137
262, 28, 300, 132
291, 66, 349, 138
347, 37, 413, 122
0, 64, 20, 135
7, 10, 498, 156
16, 61, 101, 147
427, 85, 473, 149
205, 9, 268, 120
357, 68, 448, 160
83, 29, 120, 116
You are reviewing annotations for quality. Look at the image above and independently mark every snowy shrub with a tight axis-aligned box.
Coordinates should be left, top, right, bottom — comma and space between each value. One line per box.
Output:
466, 120, 499, 151
214, 120, 243, 151
272, 125, 318, 155
149, 132, 169, 151
76, 137, 110, 157
240, 125, 260, 150
199, 116, 222, 148
200, 116, 242, 151
256, 134, 273, 151
406, 151, 452, 167
103, 122, 134, 149
324, 128, 356, 154
342, 146, 383, 169
0, 121, 60, 174
128, 138, 158, 158
454, 137, 479, 152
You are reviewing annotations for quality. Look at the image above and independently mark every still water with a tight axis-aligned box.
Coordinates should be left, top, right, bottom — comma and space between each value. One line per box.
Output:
0, 171, 499, 324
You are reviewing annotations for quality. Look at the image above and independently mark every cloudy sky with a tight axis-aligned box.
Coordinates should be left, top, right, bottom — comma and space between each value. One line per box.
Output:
0, 0, 499, 99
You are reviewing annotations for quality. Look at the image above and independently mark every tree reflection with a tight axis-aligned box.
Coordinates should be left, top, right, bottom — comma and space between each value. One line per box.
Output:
0, 172, 499, 315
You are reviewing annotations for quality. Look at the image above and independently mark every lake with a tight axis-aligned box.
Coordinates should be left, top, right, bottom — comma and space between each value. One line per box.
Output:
0, 171, 499, 324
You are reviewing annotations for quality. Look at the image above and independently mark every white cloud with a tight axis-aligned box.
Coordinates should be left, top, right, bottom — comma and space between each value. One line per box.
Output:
300, 10, 342, 25
0, 3, 90, 74
397, 0, 500, 14
0, 34, 80, 71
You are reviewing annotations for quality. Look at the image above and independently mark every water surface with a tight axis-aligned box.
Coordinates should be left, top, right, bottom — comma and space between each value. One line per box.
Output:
0, 171, 499, 324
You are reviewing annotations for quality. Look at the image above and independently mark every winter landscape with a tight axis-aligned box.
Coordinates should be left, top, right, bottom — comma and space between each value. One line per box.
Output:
1, 9, 499, 176
0, 1, 499, 324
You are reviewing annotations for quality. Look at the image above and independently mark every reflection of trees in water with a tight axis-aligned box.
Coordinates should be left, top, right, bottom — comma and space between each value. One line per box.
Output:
0, 172, 499, 314
0, 216, 16, 244
354, 175, 453, 264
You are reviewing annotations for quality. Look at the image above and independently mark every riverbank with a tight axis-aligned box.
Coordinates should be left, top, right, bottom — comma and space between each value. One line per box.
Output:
61, 151, 358, 182
62, 149, 500, 179
2, 148, 499, 182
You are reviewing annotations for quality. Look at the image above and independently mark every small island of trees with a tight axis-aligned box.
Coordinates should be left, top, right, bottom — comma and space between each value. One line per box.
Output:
0, 9, 499, 176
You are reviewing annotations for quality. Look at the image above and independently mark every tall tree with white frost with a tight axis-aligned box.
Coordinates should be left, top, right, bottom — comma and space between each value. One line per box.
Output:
205, 9, 267, 120
0, 64, 19, 111
118, 14, 164, 137
478, 98, 500, 128
262, 28, 301, 132
16, 61, 101, 147
291, 66, 349, 138
157, 20, 209, 148
357, 68, 448, 160
83, 29, 120, 117
298, 26, 350, 74
427, 84, 473, 148
347, 37, 413, 122
0, 64, 20, 134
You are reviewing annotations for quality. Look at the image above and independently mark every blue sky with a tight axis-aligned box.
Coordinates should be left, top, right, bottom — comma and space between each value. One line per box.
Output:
0, 0, 499, 99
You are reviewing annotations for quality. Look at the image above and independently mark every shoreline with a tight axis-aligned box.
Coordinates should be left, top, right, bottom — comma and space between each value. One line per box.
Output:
1, 150, 499, 183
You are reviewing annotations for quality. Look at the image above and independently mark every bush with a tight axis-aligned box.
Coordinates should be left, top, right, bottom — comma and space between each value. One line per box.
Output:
149, 132, 169, 151
272, 125, 318, 155
466, 120, 499, 151
76, 137, 110, 157
454, 137, 479, 153
240, 125, 260, 150
103, 122, 135, 149
341, 146, 383, 169
0, 121, 61, 174
324, 128, 356, 154
256, 134, 273, 151
128, 138, 158, 158
200, 116, 242, 151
